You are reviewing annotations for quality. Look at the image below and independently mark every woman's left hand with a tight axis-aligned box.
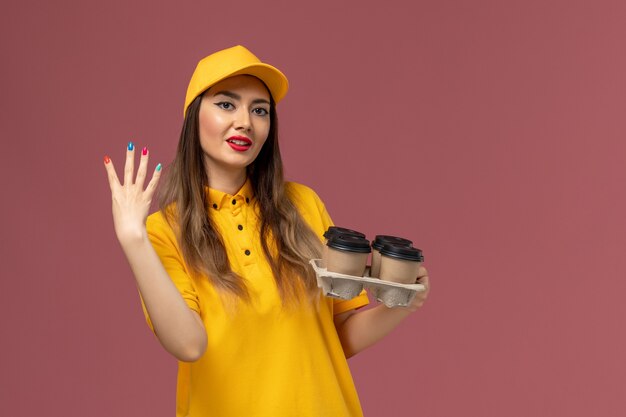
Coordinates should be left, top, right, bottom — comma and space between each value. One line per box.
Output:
335, 265, 431, 357
405, 266, 430, 312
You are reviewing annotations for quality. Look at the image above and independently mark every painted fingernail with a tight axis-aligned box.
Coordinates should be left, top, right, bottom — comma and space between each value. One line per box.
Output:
128, 141, 134, 151
142, 147, 148, 156
156, 163, 162, 172
104, 155, 110, 164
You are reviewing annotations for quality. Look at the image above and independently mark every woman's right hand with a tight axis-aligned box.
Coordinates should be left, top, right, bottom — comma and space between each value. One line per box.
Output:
103, 142, 162, 246
103, 143, 206, 360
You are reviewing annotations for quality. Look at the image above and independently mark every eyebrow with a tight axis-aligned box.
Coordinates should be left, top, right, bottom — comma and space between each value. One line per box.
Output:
212, 90, 270, 105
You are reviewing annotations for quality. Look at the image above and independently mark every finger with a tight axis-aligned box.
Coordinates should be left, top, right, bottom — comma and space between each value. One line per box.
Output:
123, 141, 135, 185
144, 163, 162, 200
412, 298, 425, 309
416, 266, 428, 280
407, 291, 427, 311
416, 273, 429, 289
103, 155, 121, 191
135, 146, 149, 189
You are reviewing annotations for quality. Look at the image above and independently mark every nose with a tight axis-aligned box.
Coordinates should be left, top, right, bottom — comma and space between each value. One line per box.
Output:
234, 108, 252, 132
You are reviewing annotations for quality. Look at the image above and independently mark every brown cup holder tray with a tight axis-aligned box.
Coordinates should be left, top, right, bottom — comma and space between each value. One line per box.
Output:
309, 259, 426, 308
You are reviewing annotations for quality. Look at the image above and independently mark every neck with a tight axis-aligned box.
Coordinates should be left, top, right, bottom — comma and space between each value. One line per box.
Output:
205, 164, 247, 195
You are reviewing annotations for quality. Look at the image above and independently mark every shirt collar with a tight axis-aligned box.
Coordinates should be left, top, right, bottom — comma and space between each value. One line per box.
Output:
206, 178, 254, 211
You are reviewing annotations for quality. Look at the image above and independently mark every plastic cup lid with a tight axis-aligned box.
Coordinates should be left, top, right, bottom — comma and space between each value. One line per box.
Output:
372, 235, 413, 251
379, 244, 424, 262
326, 235, 371, 254
323, 226, 366, 239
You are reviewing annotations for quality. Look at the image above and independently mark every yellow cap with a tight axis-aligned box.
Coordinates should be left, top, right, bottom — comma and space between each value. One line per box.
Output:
183, 45, 289, 117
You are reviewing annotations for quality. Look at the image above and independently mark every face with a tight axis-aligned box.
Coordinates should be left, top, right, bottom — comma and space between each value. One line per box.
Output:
198, 75, 271, 180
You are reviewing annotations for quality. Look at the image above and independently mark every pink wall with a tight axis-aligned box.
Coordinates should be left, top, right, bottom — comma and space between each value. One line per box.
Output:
2, 0, 625, 415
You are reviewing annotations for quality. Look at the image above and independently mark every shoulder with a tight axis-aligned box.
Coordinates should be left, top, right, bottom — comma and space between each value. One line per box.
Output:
145, 206, 186, 260
146, 209, 169, 229
285, 181, 326, 210
146, 206, 178, 241
285, 181, 333, 235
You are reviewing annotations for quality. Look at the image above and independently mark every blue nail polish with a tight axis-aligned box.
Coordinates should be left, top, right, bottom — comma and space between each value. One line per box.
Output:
156, 163, 162, 172
128, 142, 134, 151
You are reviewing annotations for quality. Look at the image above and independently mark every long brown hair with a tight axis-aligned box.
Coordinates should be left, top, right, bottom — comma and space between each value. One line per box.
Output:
158, 90, 323, 306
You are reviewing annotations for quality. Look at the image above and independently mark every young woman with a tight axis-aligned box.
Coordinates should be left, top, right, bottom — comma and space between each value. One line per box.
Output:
103, 45, 429, 417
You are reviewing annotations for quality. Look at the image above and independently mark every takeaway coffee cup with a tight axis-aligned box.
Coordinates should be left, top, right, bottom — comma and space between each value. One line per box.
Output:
370, 235, 413, 278
325, 235, 371, 277
322, 227, 367, 268
379, 244, 424, 284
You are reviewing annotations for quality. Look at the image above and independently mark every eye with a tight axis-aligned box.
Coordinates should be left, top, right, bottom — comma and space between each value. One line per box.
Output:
252, 107, 269, 116
215, 102, 234, 110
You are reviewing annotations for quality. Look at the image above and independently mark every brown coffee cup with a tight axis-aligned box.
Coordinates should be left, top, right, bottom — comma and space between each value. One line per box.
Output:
379, 244, 424, 284
370, 235, 413, 278
322, 227, 367, 268
325, 235, 371, 277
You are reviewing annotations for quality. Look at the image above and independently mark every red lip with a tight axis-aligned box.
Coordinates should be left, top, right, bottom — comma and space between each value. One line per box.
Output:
227, 136, 252, 145
226, 136, 252, 152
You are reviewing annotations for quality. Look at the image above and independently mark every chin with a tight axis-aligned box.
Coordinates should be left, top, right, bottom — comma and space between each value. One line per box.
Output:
222, 157, 256, 171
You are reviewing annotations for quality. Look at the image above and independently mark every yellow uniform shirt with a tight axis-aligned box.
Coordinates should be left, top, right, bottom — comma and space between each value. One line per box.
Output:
143, 181, 369, 417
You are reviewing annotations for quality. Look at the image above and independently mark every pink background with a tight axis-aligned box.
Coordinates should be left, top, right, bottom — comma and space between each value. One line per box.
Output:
2, 0, 625, 415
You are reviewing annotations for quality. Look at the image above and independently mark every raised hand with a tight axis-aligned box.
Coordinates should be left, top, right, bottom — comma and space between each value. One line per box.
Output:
103, 142, 162, 245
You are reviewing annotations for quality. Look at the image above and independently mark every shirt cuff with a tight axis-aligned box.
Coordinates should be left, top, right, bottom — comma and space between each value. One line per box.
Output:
333, 289, 369, 315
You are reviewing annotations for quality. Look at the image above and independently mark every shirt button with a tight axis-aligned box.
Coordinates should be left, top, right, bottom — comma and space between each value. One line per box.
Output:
238, 225, 243, 231
244, 249, 251, 256
212, 203, 218, 209
232, 199, 236, 205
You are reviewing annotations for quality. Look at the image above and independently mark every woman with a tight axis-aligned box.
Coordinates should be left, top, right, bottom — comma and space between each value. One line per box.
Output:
103, 45, 429, 417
